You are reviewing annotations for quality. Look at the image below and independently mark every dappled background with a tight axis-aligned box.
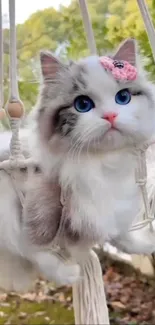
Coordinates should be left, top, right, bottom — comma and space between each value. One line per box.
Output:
1, 0, 155, 129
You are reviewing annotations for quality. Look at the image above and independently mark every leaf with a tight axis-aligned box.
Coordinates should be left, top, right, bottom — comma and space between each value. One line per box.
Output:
111, 301, 126, 310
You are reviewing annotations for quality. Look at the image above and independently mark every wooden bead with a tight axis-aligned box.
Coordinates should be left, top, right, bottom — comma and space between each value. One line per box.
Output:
0, 109, 6, 120
7, 101, 24, 118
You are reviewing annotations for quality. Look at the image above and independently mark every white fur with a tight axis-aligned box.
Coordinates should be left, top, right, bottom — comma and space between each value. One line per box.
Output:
59, 149, 155, 254
32, 56, 155, 254
0, 54, 155, 291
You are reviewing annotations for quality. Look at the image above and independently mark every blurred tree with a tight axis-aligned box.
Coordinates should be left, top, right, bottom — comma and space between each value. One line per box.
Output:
2, 0, 155, 129
105, 0, 155, 78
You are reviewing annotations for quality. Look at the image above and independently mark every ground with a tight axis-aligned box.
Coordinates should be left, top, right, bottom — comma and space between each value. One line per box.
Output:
0, 252, 155, 325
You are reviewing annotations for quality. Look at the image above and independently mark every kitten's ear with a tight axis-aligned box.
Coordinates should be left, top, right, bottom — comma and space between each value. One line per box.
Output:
40, 51, 63, 80
112, 38, 137, 66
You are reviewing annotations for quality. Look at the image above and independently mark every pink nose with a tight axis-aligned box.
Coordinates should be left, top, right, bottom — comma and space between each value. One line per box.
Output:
103, 112, 118, 124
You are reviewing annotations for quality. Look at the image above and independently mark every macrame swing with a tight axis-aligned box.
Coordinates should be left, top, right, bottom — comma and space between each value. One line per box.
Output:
0, 0, 155, 324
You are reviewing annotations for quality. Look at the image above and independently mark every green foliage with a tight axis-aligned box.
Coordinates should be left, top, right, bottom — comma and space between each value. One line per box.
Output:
2, 0, 155, 129
0, 294, 74, 325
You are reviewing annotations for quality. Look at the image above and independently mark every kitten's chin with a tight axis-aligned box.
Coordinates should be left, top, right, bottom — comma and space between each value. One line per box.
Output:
89, 127, 152, 153
87, 128, 128, 153
100, 129, 127, 151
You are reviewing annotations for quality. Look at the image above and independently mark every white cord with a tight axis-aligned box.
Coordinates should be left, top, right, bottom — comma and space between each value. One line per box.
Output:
0, 0, 3, 108
137, 0, 155, 62
9, 0, 19, 101
78, 0, 97, 55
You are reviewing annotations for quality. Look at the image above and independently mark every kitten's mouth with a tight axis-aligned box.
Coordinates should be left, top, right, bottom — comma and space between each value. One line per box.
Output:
105, 125, 121, 133
102, 125, 123, 141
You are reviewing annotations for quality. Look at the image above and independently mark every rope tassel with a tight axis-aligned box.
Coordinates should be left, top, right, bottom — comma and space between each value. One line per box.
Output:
73, 250, 109, 325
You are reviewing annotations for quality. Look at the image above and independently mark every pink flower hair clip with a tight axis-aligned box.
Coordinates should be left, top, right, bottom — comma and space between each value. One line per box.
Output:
99, 56, 137, 82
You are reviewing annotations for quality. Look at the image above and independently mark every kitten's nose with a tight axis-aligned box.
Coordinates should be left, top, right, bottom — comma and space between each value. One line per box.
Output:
103, 112, 118, 124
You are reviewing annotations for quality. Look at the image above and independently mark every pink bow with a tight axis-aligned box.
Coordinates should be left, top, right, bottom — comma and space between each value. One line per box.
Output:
99, 56, 137, 82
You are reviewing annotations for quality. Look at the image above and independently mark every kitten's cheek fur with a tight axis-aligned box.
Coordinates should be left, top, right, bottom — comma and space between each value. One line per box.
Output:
117, 120, 154, 143
48, 134, 71, 154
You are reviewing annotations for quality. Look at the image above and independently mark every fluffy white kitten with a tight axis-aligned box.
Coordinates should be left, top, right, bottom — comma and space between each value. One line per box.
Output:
0, 38, 155, 292
30, 38, 155, 253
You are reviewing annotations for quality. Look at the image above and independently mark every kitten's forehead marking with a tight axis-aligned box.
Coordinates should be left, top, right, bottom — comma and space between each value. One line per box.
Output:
70, 64, 87, 92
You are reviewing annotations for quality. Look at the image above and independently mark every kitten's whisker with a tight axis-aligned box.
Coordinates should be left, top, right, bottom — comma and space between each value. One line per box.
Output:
68, 126, 94, 159
74, 126, 99, 155
70, 129, 93, 158
86, 138, 91, 159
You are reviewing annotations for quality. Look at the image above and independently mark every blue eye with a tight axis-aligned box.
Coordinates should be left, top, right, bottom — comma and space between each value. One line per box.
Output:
74, 95, 95, 113
115, 89, 131, 105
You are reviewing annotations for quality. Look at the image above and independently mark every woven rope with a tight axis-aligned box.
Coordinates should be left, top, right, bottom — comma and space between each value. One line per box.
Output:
9, 118, 23, 158
130, 146, 154, 232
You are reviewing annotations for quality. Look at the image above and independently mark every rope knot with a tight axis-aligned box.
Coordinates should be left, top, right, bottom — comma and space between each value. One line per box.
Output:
136, 178, 147, 186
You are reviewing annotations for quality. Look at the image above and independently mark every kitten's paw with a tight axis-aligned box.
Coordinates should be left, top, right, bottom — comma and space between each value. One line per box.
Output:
56, 263, 81, 285
34, 252, 80, 285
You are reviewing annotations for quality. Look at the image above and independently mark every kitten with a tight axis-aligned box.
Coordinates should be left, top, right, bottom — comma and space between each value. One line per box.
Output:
24, 38, 155, 281
0, 38, 155, 292
27, 37, 155, 256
